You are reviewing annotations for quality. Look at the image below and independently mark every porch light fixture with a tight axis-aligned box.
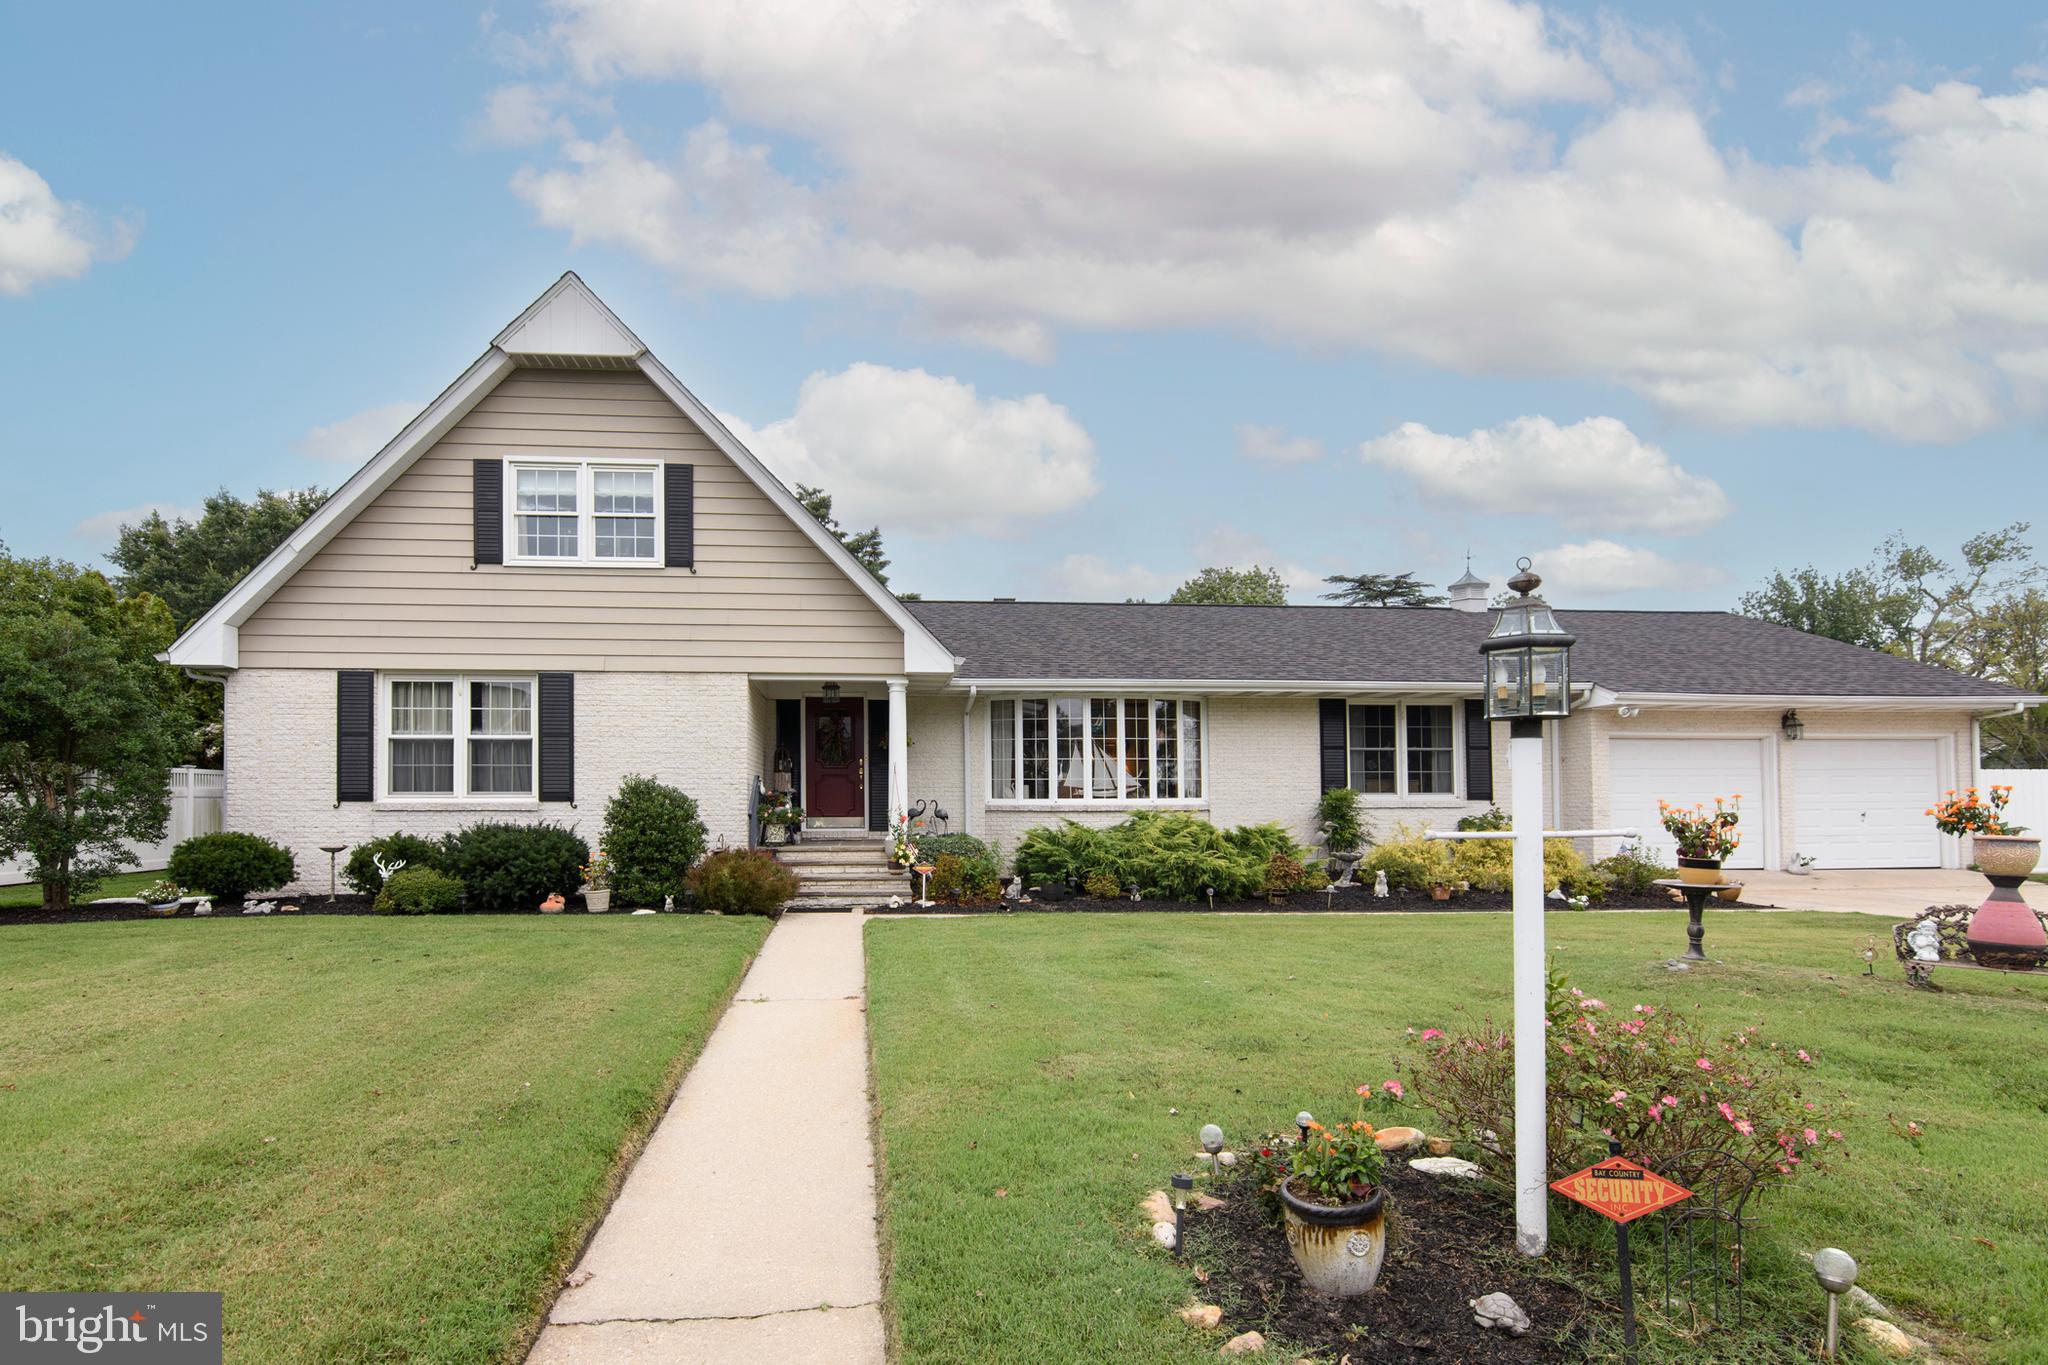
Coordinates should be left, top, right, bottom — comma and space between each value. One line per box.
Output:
822, 681, 841, 703
1480, 559, 1576, 721
1781, 709, 1805, 741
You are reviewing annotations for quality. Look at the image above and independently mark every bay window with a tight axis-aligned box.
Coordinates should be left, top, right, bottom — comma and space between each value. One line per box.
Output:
507, 459, 661, 566
1347, 701, 1458, 798
382, 675, 536, 799
990, 695, 1203, 802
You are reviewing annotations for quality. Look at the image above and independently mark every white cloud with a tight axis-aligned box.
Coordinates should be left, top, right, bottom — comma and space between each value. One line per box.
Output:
1529, 539, 1727, 599
1190, 525, 1324, 598
0, 153, 135, 296
469, 82, 614, 147
70, 501, 201, 549
1234, 423, 1324, 464
294, 402, 425, 465
495, 3, 2048, 440
1358, 415, 1730, 533
722, 363, 1098, 539
1041, 554, 1180, 601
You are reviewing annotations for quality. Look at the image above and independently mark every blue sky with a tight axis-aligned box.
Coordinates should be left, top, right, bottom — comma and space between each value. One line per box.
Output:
4, 1, 2045, 608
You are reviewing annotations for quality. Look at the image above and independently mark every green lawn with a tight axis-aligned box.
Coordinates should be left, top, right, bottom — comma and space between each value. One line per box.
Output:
1, 915, 769, 1363
0, 870, 161, 908
867, 911, 2048, 1364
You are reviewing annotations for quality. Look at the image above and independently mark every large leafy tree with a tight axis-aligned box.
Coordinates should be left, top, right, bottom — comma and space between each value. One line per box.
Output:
1978, 588, 2048, 767
1320, 571, 1447, 607
795, 483, 909, 595
1168, 565, 1288, 605
0, 556, 191, 909
1736, 565, 1914, 653
109, 487, 326, 629
1876, 523, 2043, 671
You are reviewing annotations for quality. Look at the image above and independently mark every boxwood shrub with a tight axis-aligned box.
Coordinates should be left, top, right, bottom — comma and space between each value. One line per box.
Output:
439, 821, 589, 913
685, 848, 798, 916
374, 866, 465, 915
342, 833, 445, 895
166, 832, 296, 901
601, 775, 707, 908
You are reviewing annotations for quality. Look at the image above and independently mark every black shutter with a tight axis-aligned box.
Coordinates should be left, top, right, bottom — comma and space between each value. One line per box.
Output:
473, 459, 503, 566
867, 698, 888, 832
664, 464, 694, 568
775, 699, 802, 801
337, 670, 374, 803
538, 672, 575, 803
1318, 698, 1348, 793
1464, 699, 1493, 802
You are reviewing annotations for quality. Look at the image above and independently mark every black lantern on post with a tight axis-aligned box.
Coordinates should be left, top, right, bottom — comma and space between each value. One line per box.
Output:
1480, 559, 1576, 722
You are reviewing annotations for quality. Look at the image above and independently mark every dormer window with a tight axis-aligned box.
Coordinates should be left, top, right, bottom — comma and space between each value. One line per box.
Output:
506, 458, 661, 566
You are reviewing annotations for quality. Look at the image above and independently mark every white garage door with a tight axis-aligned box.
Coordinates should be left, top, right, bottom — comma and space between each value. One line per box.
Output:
1608, 738, 1767, 869
1791, 739, 1943, 869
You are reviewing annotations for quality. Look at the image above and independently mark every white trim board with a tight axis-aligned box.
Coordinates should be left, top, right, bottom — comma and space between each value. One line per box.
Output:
163, 273, 956, 677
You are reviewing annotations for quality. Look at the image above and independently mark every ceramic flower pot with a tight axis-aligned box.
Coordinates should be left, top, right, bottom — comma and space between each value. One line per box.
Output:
1278, 1179, 1387, 1298
1972, 834, 2042, 878
1676, 857, 1724, 887
584, 888, 612, 913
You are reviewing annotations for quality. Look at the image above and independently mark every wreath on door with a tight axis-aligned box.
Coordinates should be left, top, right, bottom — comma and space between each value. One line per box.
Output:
816, 715, 854, 766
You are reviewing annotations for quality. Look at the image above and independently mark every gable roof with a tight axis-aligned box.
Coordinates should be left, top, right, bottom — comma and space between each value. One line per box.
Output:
164, 273, 956, 675
905, 600, 2035, 704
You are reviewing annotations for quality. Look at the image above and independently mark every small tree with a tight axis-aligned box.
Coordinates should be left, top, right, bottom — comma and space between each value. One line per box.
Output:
0, 556, 190, 910
795, 483, 893, 587
1168, 565, 1288, 605
1320, 572, 1447, 607
603, 775, 708, 907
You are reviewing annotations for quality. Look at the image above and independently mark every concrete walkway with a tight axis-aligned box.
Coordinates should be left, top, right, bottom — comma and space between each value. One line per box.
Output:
529, 912, 884, 1365
1738, 868, 2039, 917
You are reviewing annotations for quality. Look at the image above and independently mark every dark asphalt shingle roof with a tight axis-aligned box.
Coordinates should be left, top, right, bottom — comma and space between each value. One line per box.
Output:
904, 601, 2027, 700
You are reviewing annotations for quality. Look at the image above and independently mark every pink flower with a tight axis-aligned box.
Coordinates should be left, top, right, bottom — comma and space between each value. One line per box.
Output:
1559, 1042, 1574, 1055
1827, 1129, 1843, 1142
1620, 1019, 1644, 1035
1582, 998, 1607, 1011
1696, 1058, 1714, 1071
1777, 1162, 1792, 1175
1661, 1095, 1679, 1108
1797, 1049, 1812, 1063
1420, 1028, 1444, 1042
1382, 1079, 1405, 1100
1803, 1128, 1819, 1146
1647, 1104, 1663, 1122
1717, 1101, 1737, 1123
1735, 1120, 1754, 1136
1581, 1018, 1598, 1037
1609, 1089, 1628, 1107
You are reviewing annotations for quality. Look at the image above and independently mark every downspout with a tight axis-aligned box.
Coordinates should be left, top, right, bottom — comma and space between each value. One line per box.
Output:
961, 685, 978, 836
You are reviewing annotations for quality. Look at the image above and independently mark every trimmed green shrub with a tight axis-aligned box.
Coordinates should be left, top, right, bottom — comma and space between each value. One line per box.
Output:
1457, 805, 1511, 832
1358, 824, 1454, 891
915, 832, 992, 866
1317, 787, 1367, 854
343, 833, 445, 895
1543, 839, 1591, 894
374, 866, 465, 915
602, 775, 707, 908
1081, 870, 1122, 899
1452, 837, 1514, 892
685, 848, 798, 916
439, 821, 589, 913
1596, 843, 1676, 896
1013, 821, 1117, 887
1223, 821, 1306, 865
167, 832, 295, 901
1014, 812, 1313, 902
930, 852, 1002, 903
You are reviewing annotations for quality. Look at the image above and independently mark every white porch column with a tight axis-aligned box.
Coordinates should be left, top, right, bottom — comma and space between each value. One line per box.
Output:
887, 679, 909, 832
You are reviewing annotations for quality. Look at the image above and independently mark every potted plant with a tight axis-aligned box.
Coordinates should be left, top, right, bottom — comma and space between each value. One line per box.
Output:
580, 852, 613, 913
140, 878, 184, 915
1279, 1107, 1390, 1298
890, 812, 917, 869
1658, 796, 1742, 885
1932, 786, 2045, 969
1318, 787, 1367, 886
1429, 881, 1454, 902
761, 802, 805, 847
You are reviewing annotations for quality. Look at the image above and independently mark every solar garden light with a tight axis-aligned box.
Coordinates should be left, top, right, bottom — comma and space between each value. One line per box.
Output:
1170, 1172, 1194, 1252
1477, 558, 1577, 1259
1296, 1111, 1314, 1143
1205, 885, 1215, 910
1812, 1247, 1858, 1359
1199, 1123, 1225, 1183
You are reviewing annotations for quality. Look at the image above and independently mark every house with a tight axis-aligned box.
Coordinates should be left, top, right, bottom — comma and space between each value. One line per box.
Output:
165, 276, 2039, 892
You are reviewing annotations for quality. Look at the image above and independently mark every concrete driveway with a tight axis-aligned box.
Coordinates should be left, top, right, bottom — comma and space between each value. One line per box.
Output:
1736, 868, 2039, 918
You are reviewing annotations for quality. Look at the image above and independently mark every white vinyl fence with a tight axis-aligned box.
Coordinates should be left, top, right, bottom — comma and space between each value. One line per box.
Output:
0, 766, 225, 887
1981, 768, 2048, 838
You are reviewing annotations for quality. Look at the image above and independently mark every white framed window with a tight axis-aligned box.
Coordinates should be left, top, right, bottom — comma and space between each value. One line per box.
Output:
506, 458, 662, 567
989, 695, 1204, 803
1347, 700, 1460, 799
380, 674, 536, 800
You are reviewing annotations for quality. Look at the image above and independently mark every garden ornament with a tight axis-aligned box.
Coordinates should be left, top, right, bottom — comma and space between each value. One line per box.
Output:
1373, 870, 1389, 898
1811, 1247, 1859, 1359
1906, 919, 1941, 962
371, 853, 406, 886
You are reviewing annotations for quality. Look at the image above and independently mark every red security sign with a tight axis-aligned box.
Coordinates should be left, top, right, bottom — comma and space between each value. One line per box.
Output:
1550, 1157, 1691, 1225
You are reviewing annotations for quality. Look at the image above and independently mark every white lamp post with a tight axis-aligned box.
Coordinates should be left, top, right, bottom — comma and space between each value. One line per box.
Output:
1478, 559, 1576, 1257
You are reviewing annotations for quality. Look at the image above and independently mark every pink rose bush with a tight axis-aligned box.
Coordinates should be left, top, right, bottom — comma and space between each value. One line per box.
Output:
1398, 968, 1848, 1187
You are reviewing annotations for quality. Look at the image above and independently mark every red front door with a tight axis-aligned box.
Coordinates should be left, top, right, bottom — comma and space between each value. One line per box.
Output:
807, 699, 865, 819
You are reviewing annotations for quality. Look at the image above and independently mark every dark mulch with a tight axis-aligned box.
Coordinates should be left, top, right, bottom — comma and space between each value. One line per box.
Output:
0, 895, 622, 927
881, 884, 1757, 915
1180, 1159, 1598, 1362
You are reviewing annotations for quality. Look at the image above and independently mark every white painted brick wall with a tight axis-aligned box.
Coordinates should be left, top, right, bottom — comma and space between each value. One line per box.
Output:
224, 669, 754, 894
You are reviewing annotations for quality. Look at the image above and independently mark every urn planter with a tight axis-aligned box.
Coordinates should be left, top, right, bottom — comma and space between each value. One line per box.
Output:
1676, 856, 1724, 887
1967, 835, 2045, 969
583, 888, 612, 913
1278, 1179, 1387, 1298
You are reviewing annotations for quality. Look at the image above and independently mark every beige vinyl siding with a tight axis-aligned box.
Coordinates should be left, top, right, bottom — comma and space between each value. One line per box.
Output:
238, 369, 905, 671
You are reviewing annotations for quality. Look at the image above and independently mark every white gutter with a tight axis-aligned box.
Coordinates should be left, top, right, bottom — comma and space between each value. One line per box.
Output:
961, 685, 978, 836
